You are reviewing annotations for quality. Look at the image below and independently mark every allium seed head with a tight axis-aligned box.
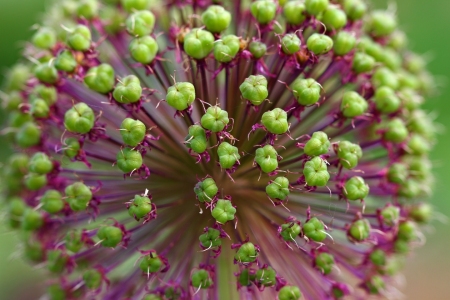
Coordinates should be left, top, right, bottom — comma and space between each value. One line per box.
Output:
0, 0, 439, 299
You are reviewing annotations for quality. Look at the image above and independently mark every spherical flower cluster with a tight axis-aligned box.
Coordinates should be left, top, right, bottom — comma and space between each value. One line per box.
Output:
0, 0, 437, 299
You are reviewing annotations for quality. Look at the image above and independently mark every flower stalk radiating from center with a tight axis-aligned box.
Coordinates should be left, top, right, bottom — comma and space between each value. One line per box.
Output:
0, 0, 437, 299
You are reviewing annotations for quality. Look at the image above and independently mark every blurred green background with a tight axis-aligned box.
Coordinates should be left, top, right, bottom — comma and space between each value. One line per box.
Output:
0, 0, 449, 298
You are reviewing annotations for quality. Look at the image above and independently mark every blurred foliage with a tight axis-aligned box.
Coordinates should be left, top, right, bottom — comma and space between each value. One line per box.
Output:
0, 0, 449, 299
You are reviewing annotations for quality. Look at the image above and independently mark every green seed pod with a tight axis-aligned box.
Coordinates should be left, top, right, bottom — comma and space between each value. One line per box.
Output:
84, 63, 115, 94
64, 137, 81, 158
32, 27, 57, 49
409, 203, 433, 224
342, 0, 367, 21
239, 75, 268, 106
65, 229, 84, 253
333, 31, 356, 56
315, 252, 335, 275
343, 176, 369, 200
398, 87, 423, 110
8, 197, 26, 228
380, 48, 401, 71
303, 217, 326, 242
278, 285, 302, 300
55, 50, 77, 72
255, 266, 276, 287
280, 222, 301, 241
366, 10, 397, 38
24, 240, 45, 262
3, 91, 23, 111
352, 52, 376, 74
183, 28, 215, 60
64, 103, 95, 134
394, 239, 409, 254
67, 25, 92, 51
199, 228, 221, 248
238, 269, 255, 287
29, 152, 53, 174
250, 0, 277, 25
291, 78, 321, 106
372, 67, 399, 90
41, 190, 64, 214
380, 206, 400, 226
100, 5, 126, 35
65, 182, 92, 211
407, 110, 435, 139
185, 125, 207, 154
307, 33, 334, 55
122, 0, 149, 12
235, 242, 258, 263
120, 118, 146, 146
217, 142, 240, 169
9, 112, 30, 129
212, 199, 236, 224
255, 145, 279, 173
76, 0, 98, 20
33, 85, 57, 106
304, 131, 330, 156
284, 1, 306, 25
166, 82, 196, 111
116, 148, 143, 173
397, 221, 417, 242
83, 269, 103, 290
357, 37, 384, 63
383, 118, 408, 143
381, 256, 404, 276
9, 153, 29, 175
249, 41, 267, 59
266, 176, 290, 200
303, 157, 330, 187
201, 106, 230, 132
402, 73, 420, 91
340, 91, 368, 118
22, 208, 44, 231
191, 269, 213, 289
387, 30, 407, 50
16, 122, 41, 148
34, 63, 59, 84
47, 284, 66, 300
281, 33, 301, 55
113, 75, 143, 104
321, 7, 347, 31
4, 64, 30, 91
398, 179, 421, 198
47, 250, 68, 273
348, 219, 371, 242
214, 35, 240, 63
337, 141, 362, 169
374, 86, 400, 114
407, 134, 431, 156
126, 10, 155, 37
369, 249, 386, 266
24, 173, 47, 191
129, 36, 159, 64
201, 5, 231, 33
366, 275, 385, 294
30, 98, 50, 118
194, 178, 218, 203
128, 194, 152, 220
404, 53, 426, 74
387, 163, 408, 184
305, 0, 329, 16
97, 226, 123, 248
261, 108, 288, 135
